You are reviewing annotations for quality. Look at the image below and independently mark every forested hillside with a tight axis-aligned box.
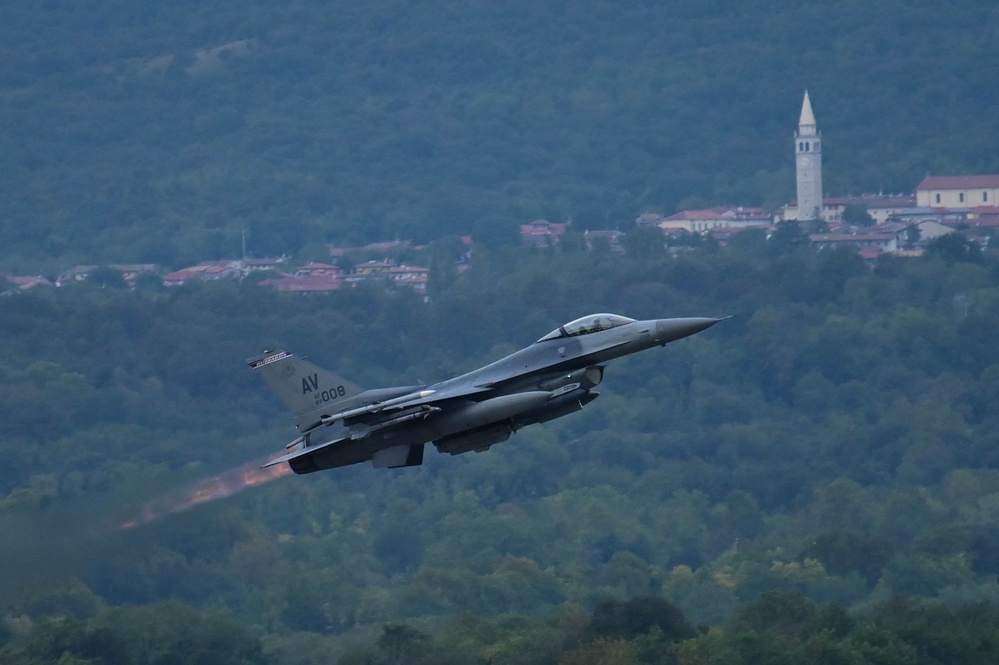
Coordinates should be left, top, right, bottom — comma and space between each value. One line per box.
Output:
5, 1, 999, 660
3, 0, 999, 269
2, 237, 999, 662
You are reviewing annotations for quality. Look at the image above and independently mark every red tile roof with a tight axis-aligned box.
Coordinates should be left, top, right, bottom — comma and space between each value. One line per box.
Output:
917, 175, 999, 190
6, 275, 52, 289
858, 247, 883, 260
520, 221, 567, 235
162, 269, 203, 284
260, 275, 342, 293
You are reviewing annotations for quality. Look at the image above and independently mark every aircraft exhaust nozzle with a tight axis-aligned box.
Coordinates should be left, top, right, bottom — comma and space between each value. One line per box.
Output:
655, 317, 725, 344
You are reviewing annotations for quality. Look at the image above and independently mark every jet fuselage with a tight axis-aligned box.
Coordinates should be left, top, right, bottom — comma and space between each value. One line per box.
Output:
249, 315, 722, 473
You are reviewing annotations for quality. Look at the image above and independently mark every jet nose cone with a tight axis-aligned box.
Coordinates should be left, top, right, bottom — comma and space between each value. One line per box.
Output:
655, 317, 726, 344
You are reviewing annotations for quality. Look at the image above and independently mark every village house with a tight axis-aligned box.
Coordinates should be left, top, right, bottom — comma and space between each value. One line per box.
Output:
56, 264, 159, 286
241, 256, 430, 294
162, 260, 242, 286
916, 175, 999, 208
57, 265, 102, 284
962, 208, 999, 248
352, 260, 396, 276
162, 268, 207, 287
249, 260, 344, 294
883, 206, 958, 225
2, 273, 52, 291
387, 265, 429, 294
657, 207, 770, 234
259, 273, 342, 294
387, 264, 429, 282
780, 195, 917, 225
906, 219, 957, 244
873, 220, 941, 247
808, 216, 961, 257
242, 257, 285, 273
295, 262, 343, 278
820, 195, 916, 225
114, 264, 160, 285
392, 275, 429, 295
809, 232, 899, 254
520, 220, 568, 248
968, 206, 999, 226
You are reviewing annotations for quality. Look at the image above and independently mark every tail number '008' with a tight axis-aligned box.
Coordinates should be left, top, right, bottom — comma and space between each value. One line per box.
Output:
315, 386, 346, 405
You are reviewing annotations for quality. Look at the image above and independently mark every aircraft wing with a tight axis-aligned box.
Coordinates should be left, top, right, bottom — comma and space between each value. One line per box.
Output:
318, 383, 492, 425
262, 383, 493, 468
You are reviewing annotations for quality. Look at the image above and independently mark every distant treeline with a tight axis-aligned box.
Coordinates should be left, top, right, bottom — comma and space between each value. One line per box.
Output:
5, 592, 999, 664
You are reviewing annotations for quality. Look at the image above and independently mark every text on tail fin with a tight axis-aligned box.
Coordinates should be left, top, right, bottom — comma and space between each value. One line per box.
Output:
248, 349, 364, 431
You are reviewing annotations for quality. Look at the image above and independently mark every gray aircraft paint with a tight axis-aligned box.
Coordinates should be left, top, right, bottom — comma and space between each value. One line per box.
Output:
249, 314, 724, 474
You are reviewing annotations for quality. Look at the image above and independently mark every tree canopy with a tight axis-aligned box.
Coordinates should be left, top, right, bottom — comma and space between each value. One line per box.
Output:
2, 239, 999, 662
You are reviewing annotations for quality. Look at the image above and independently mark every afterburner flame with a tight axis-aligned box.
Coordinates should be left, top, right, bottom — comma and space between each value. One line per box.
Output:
121, 455, 291, 529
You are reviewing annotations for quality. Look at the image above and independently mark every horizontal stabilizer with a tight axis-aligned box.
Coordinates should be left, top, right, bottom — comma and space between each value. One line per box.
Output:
260, 435, 347, 468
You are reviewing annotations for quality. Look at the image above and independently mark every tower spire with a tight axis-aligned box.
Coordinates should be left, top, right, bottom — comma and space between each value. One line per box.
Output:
794, 91, 823, 221
799, 90, 816, 131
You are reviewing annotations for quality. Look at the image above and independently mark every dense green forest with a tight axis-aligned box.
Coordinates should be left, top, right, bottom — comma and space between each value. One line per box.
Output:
2, 235, 999, 662
5, 1, 999, 660
2, 0, 999, 270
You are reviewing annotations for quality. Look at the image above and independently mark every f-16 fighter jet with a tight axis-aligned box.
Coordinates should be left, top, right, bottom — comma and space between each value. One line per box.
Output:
250, 313, 723, 474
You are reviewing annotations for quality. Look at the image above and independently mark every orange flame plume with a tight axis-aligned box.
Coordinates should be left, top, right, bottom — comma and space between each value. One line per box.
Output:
121, 455, 292, 529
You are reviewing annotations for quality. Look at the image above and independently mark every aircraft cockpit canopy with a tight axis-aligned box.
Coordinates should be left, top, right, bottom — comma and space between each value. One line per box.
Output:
537, 313, 636, 343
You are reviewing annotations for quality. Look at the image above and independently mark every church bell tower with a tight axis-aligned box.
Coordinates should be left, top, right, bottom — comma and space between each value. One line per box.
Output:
795, 91, 823, 221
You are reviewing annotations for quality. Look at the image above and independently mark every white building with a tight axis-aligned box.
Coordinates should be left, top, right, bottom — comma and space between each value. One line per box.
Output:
793, 91, 823, 221
916, 175, 999, 208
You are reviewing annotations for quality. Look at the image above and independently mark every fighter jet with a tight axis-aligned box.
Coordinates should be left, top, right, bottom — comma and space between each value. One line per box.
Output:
249, 313, 723, 474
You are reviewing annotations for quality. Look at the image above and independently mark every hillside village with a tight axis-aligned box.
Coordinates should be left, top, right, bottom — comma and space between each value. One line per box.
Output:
6, 175, 997, 296
4, 94, 998, 295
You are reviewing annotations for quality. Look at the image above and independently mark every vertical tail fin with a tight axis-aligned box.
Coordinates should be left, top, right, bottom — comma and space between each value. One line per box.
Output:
248, 350, 364, 431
